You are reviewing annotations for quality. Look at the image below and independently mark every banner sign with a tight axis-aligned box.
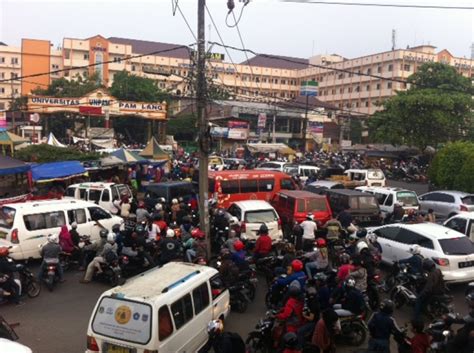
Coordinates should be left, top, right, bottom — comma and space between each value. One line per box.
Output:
210, 127, 229, 138
257, 113, 267, 128
228, 120, 249, 129
300, 80, 318, 97
227, 128, 248, 140
308, 121, 324, 133
0, 111, 6, 129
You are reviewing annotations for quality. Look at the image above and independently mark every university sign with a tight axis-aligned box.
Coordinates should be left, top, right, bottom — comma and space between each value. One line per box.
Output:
27, 89, 167, 120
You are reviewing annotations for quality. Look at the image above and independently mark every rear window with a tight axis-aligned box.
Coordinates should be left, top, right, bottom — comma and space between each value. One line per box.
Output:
280, 178, 296, 190
0, 207, 16, 230
245, 210, 278, 223
397, 191, 419, 206
439, 237, 474, 255
91, 297, 152, 345
461, 196, 474, 205
116, 185, 131, 198
350, 196, 379, 209
297, 198, 328, 213
65, 187, 76, 197
88, 189, 102, 202
368, 170, 384, 180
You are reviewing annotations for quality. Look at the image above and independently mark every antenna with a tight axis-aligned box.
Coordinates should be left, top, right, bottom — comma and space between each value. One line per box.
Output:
392, 29, 396, 51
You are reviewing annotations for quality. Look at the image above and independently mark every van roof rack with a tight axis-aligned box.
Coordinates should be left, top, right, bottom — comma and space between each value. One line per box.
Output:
161, 270, 200, 293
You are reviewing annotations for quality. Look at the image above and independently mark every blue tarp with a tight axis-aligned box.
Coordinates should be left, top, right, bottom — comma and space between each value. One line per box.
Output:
31, 161, 86, 182
0, 155, 31, 176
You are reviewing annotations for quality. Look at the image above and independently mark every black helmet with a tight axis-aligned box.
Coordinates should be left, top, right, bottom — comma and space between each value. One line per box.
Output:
283, 332, 298, 349
112, 224, 121, 233
135, 224, 146, 235
288, 283, 301, 297
99, 229, 108, 238
356, 229, 367, 238
380, 299, 394, 315
466, 292, 474, 309
258, 224, 269, 235
422, 258, 436, 271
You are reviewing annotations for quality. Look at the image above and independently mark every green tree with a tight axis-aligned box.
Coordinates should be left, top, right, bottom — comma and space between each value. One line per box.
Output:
32, 72, 103, 97
167, 112, 197, 141
368, 62, 473, 150
16, 144, 100, 163
110, 71, 168, 103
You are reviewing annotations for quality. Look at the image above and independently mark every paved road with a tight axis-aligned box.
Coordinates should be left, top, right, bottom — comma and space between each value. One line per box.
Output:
2, 181, 446, 353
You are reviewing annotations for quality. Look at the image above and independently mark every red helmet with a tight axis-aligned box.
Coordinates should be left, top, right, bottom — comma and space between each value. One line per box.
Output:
291, 259, 303, 272
233, 240, 244, 251
0, 247, 9, 257
191, 228, 205, 239
315, 238, 327, 248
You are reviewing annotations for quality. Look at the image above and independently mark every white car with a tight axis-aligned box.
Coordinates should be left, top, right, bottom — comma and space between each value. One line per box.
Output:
444, 212, 474, 241
227, 200, 283, 241
255, 161, 287, 172
367, 222, 474, 283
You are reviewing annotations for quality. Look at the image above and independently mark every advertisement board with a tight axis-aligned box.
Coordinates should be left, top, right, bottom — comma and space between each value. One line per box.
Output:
227, 120, 249, 140
210, 127, 229, 138
307, 121, 324, 133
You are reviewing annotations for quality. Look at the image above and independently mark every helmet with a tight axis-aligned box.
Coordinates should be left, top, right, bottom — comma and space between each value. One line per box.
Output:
366, 233, 377, 243
107, 233, 116, 243
71, 222, 78, 229
220, 248, 231, 259
339, 252, 351, 264
171, 198, 178, 205
306, 213, 314, 220
258, 224, 269, 235
288, 283, 302, 297
422, 258, 436, 271
356, 229, 367, 238
466, 292, 474, 309
283, 332, 298, 349
0, 247, 9, 257
99, 229, 108, 238
166, 229, 175, 238
314, 272, 328, 283
207, 319, 224, 337
409, 244, 421, 255
112, 224, 121, 233
233, 239, 244, 251
155, 203, 163, 211
191, 228, 205, 239
159, 197, 166, 204
380, 299, 394, 315
315, 238, 327, 248
217, 208, 225, 217
291, 259, 304, 272
48, 234, 59, 243
356, 241, 369, 252
135, 224, 146, 234
345, 278, 356, 288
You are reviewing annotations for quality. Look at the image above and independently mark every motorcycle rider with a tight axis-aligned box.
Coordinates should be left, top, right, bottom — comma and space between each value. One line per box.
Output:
312, 308, 340, 353
357, 241, 376, 279
81, 233, 117, 283
322, 217, 343, 241
350, 257, 367, 293
398, 245, 424, 275
337, 253, 355, 283
331, 278, 366, 316
367, 299, 403, 353
79, 229, 108, 270
231, 240, 249, 271
38, 234, 64, 283
70, 222, 81, 249
184, 228, 208, 263
297, 284, 320, 348
213, 208, 229, 243
201, 319, 246, 353
158, 229, 182, 265
414, 258, 445, 318
446, 293, 474, 353
219, 249, 240, 286
135, 201, 150, 223
277, 284, 305, 333
253, 224, 272, 259
300, 213, 317, 251
0, 247, 22, 305
304, 238, 329, 278
282, 332, 302, 353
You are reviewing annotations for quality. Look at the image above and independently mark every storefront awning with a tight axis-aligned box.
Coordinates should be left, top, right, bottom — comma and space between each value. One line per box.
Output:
0, 155, 31, 176
31, 161, 86, 183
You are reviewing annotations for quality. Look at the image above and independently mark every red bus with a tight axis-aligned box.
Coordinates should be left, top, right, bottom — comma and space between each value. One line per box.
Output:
208, 170, 297, 209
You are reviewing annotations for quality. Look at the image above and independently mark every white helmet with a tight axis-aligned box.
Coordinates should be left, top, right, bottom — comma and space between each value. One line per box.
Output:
356, 241, 369, 252
366, 234, 377, 243
48, 234, 59, 244
107, 233, 116, 244
409, 244, 421, 255
171, 198, 178, 205
155, 203, 163, 211
166, 229, 175, 238
71, 222, 78, 229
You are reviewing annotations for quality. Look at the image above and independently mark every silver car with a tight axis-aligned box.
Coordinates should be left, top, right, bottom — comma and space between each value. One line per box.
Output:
418, 191, 474, 219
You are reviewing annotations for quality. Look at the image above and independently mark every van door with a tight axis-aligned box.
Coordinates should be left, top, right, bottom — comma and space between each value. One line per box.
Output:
373, 226, 400, 263
99, 188, 112, 212
87, 206, 113, 240
210, 274, 230, 321
67, 208, 91, 237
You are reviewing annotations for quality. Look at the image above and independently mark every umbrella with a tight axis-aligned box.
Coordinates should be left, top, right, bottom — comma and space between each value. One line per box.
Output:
140, 136, 170, 160
110, 148, 148, 164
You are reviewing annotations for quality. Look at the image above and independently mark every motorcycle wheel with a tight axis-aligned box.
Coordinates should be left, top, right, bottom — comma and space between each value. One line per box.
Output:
346, 321, 367, 346
368, 287, 380, 310
110, 272, 125, 287
45, 277, 54, 292
383, 275, 397, 293
233, 296, 248, 313
245, 334, 268, 353
264, 291, 273, 309
390, 289, 406, 309
26, 279, 41, 298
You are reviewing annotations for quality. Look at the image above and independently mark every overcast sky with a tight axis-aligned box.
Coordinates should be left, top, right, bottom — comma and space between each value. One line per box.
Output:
0, 0, 472, 62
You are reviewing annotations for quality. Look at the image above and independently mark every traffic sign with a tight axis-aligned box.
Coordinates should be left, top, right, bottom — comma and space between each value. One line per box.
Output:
300, 80, 318, 97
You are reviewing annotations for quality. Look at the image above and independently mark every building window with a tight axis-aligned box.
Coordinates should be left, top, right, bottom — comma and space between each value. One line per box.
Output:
0, 88, 4, 93
387, 82, 392, 89
262, 77, 267, 83
131, 65, 136, 71
366, 85, 370, 91
0, 57, 4, 63
0, 103, 4, 109
377, 66, 382, 73
14, 88, 18, 94
83, 54, 89, 60
10, 73, 18, 79
348, 87, 352, 93
281, 79, 286, 84
274, 79, 279, 84
367, 68, 372, 75
64, 50, 70, 60
0, 72, 4, 79
355, 86, 360, 92
331, 89, 336, 95
388, 64, 393, 71
355, 102, 359, 107
339, 88, 343, 94
376, 83, 381, 90
11, 57, 18, 65
255, 77, 260, 83
64, 70, 69, 77
365, 101, 369, 107
280, 92, 285, 97
403, 64, 411, 71
338, 73, 344, 80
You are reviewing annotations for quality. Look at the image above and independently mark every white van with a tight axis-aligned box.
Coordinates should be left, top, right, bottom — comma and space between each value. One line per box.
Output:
227, 200, 283, 241
283, 165, 320, 182
344, 169, 386, 187
356, 186, 419, 218
86, 263, 230, 353
0, 199, 123, 260
64, 183, 133, 214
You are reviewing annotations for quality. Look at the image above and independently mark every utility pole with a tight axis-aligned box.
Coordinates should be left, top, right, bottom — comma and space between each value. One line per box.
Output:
197, 0, 210, 255
302, 93, 309, 152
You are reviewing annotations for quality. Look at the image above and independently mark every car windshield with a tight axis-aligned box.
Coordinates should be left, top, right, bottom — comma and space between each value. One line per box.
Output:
116, 185, 131, 198
0, 207, 16, 230
88, 189, 102, 202
298, 198, 328, 212
461, 196, 474, 205
439, 237, 474, 255
350, 196, 379, 209
397, 191, 419, 206
245, 210, 278, 223
367, 170, 384, 180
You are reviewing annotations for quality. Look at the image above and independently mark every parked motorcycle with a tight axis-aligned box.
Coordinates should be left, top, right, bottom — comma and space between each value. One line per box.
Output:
94, 259, 125, 287
334, 308, 368, 346
2, 252, 40, 298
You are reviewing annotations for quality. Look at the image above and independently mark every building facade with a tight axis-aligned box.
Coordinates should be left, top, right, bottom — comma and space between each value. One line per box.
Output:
0, 35, 472, 116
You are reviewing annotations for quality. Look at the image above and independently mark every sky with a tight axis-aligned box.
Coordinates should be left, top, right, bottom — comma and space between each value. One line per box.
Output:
0, 0, 473, 62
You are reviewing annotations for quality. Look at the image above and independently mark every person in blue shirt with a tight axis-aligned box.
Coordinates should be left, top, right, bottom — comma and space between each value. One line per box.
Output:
398, 245, 424, 274
230, 240, 249, 271
275, 259, 307, 290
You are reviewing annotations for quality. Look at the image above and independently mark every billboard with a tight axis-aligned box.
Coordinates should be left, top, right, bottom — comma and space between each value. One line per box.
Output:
227, 120, 249, 140
307, 121, 324, 133
210, 127, 229, 138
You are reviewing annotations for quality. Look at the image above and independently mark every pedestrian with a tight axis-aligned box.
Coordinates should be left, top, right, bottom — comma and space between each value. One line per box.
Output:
300, 213, 317, 251
368, 299, 403, 353
425, 209, 436, 223
312, 308, 340, 353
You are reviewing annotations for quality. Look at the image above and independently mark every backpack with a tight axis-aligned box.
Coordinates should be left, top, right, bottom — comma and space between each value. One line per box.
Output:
219, 332, 246, 353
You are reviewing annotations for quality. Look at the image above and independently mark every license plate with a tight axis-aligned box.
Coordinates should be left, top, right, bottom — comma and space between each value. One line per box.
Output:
458, 261, 474, 268
104, 343, 133, 353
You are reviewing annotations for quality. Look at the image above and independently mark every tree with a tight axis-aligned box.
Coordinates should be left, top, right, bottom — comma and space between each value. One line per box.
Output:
368, 62, 473, 150
16, 144, 100, 163
32, 72, 103, 97
110, 71, 168, 103
166, 112, 197, 141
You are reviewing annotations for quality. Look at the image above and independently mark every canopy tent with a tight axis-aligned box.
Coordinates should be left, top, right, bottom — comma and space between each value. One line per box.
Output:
0, 155, 31, 176
140, 137, 170, 160
31, 161, 86, 183
110, 148, 148, 164
46, 132, 66, 148
0, 131, 29, 156
246, 143, 296, 155
100, 155, 126, 168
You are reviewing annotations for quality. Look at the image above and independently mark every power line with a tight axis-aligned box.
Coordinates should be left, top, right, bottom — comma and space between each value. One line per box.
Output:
175, 1, 198, 41
282, 0, 474, 10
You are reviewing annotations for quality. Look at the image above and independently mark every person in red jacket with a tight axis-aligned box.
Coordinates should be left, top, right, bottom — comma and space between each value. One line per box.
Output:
410, 320, 430, 353
253, 224, 272, 259
277, 285, 305, 333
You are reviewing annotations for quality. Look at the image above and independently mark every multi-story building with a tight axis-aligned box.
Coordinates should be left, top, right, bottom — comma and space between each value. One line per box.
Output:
0, 35, 472, 117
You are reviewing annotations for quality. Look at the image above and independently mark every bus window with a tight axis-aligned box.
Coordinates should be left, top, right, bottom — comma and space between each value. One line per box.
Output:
280, 178, 296, 190
221, 180, 240, 194
240, 180, 258, 193
258, 179, 274, 192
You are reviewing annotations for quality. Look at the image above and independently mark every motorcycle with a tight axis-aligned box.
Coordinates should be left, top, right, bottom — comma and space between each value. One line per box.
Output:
94, 259, 125, 287
41, 259, 60, 292
245, 310, 278, 353
366, 271, 382, 310
334, 308, 368, 346
229, 282, 252, 313
2, 253, 41, 298
426, 313, 458, 353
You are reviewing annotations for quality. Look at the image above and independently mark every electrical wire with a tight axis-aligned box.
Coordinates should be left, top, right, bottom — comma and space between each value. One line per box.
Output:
281, 0, 474, 10
175, 1, 198, 42
225, 0, 250, 28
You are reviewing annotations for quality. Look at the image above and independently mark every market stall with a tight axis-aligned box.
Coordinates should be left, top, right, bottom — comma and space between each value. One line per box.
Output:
0, 155, 32, 205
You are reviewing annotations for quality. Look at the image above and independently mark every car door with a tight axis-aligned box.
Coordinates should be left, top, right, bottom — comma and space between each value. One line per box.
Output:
444, 216, 468, 236
419, 192, 439, 215
98, 188, 112, 212
438, 193, 456, 219
67, 208, 91, 238
87, 206, 113, 239
372, 226, 400, 263
391, 228, 422, 261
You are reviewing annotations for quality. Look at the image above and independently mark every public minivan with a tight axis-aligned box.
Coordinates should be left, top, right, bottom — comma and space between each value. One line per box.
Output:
144, 181, 195, 208
355, 186, 419, 218
343, 169, 386, 187
325, 189, 382, 227
0, 199, 123, 260
64, 183, 133, 214
86, 263, 230, 353
283, 165, 320, 182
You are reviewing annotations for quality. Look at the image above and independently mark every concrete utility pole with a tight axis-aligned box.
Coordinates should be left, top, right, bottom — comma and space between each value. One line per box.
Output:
197, 0, 211, 255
